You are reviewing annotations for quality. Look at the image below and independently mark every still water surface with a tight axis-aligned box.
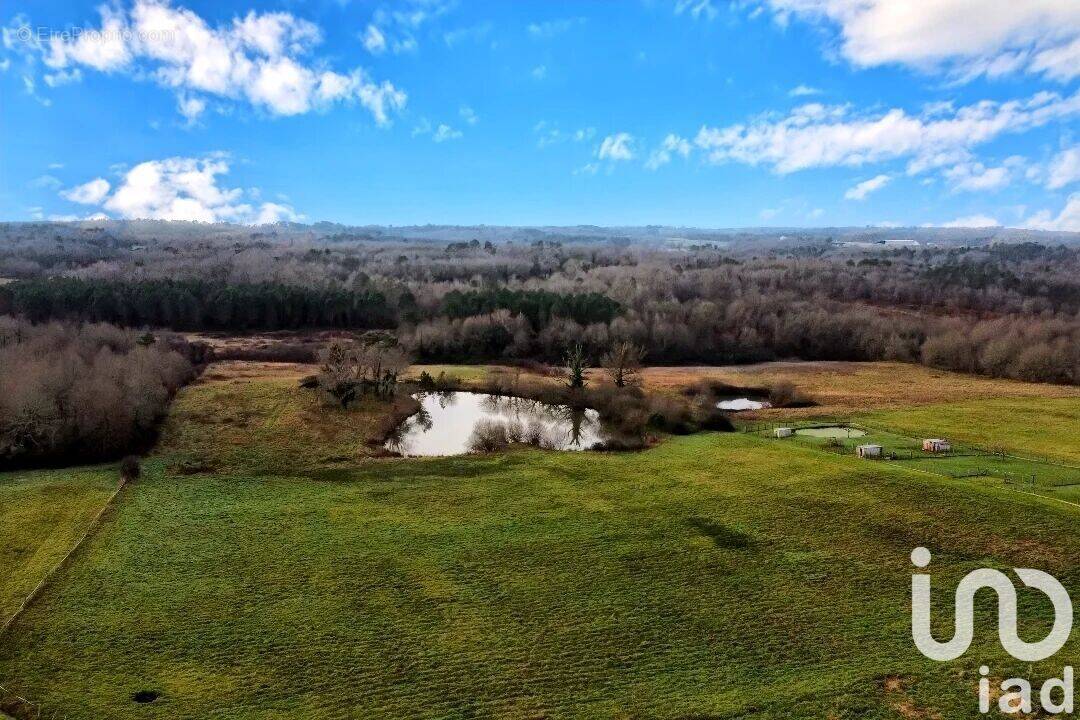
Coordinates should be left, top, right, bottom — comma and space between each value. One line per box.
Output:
386, 391, 604, 456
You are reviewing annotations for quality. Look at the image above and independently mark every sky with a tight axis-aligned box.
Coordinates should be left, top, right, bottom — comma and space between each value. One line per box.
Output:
1, 0, 1079, 229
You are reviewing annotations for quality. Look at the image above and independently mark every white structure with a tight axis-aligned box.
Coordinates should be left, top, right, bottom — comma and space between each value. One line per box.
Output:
922, 438, 951, 453
774, 427, 794, 438
856, 444, 883, 459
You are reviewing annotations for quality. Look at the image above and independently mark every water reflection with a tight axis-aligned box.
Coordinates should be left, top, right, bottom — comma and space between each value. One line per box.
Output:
385, 392, 605, 456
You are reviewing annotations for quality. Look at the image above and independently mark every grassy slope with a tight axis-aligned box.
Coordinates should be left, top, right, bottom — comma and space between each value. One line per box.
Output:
863, 397, 1080, 464
159, 361, 395, 474
3, 362, 1079, 719
3, 435, 1080, 719
0, 466, 117, 624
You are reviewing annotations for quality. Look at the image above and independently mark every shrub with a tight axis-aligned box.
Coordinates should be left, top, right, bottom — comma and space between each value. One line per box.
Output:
120, 455, 142, 483
468, 419, 510, 453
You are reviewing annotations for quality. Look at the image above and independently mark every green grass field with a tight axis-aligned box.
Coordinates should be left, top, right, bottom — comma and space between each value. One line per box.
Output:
863, 398, 1080, 464
2, 366, 1079, 719
0, 466, 117, 624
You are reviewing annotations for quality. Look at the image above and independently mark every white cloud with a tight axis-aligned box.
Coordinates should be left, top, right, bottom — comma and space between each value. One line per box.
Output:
61, 155, 299, 224
531, 64, 547, 80
756, 0, 1080, 82
693, 90, 1080, 175
675, 0, 719, 21
62, 178, 112, 204
645, 134, 692, 170
459, 105, 478, 125
941, 214, 1001, 228
10, 1, 405, 124
598, 133, 635, 162
443, 23, 492, 48
534, 123, 594, 149
844, 173, 890, 200
412, 117, 433, 137
177, 93, 206, 122
573, 162, 599, 176
942, 161, 1010, 192
28, 174, 62, 190
527, 18, 585, 38
362, 24, 386, 54
366, 0, 454, 54
1022, 193, 1080, 231
251, 201, 299, 225
432, 124, 462, 142
1047, 146, 1080, 190
789, 84, 821, 97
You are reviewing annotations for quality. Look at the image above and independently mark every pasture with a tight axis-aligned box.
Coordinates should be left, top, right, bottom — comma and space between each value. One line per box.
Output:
1, 361, 1078, 719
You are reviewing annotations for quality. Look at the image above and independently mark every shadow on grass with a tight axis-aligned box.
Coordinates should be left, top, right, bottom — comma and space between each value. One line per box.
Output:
687, 516, 754, 549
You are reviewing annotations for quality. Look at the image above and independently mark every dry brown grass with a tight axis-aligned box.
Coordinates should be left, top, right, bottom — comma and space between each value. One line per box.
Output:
155, 361, 400, 474
636, 361, 1080, 417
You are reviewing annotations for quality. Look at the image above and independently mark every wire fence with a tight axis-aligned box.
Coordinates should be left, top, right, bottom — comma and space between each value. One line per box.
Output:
737, 418, 1080, 488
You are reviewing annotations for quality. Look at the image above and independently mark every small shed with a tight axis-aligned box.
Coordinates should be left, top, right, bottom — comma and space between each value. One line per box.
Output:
922, 438, 951, 453
856, 444, 883, 459
774, 427, 794, 438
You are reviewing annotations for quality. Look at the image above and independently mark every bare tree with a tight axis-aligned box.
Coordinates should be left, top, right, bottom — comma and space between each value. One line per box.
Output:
601, 340, 645, 388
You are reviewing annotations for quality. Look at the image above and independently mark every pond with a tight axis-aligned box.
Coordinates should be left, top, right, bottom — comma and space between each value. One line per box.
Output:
715, 397, 772, 411
385, 392, 606, 456
795, 426, 867, 439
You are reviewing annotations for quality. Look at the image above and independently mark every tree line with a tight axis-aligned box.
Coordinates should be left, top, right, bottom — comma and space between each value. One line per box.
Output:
0, 228, 1077, 385
0, 279, 397, 331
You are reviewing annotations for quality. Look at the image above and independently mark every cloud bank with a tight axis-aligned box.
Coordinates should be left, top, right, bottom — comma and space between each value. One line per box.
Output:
6, 1, 406, 123
62, 155, 300, 224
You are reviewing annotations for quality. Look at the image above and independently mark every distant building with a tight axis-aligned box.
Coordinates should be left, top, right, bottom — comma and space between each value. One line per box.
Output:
775, 427, 794, 438
856, 444, 883, 458
922, 438, 951, 453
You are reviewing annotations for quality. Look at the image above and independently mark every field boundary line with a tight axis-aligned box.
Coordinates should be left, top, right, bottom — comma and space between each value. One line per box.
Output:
882, 459, 1080, 512
0, 477, 126, 637
0, 476, 128, 719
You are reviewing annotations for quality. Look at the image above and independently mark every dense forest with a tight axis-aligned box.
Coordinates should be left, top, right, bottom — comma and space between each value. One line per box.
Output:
0, 319, 196, 466
0, 221, 1077, 385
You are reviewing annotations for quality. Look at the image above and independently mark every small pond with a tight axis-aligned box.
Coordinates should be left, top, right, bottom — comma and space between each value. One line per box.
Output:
795, 426, 866, 439
715, 397, 772, 411
385, 392, 606, 456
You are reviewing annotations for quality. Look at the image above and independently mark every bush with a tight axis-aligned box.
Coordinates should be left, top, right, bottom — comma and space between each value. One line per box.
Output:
768, 381, 806, 407
468, 419, 510, 453
696, 408, 735, 432
120, 455, 142, 482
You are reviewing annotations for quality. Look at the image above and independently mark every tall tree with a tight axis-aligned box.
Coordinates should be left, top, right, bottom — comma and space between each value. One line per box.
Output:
563, 343, 588, 390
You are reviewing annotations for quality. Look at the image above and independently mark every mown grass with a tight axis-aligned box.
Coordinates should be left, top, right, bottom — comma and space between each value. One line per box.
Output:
3, 362, 1079, 718
863, 397, 1080, 464
3, 432, 1080, 719
0, 466, 117, 623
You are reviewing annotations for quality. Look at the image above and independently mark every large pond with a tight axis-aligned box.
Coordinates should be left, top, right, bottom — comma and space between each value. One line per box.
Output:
385, 392, 606, 456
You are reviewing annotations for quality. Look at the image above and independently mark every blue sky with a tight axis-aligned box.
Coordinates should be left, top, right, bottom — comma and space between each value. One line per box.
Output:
1, 0, 1078, 228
